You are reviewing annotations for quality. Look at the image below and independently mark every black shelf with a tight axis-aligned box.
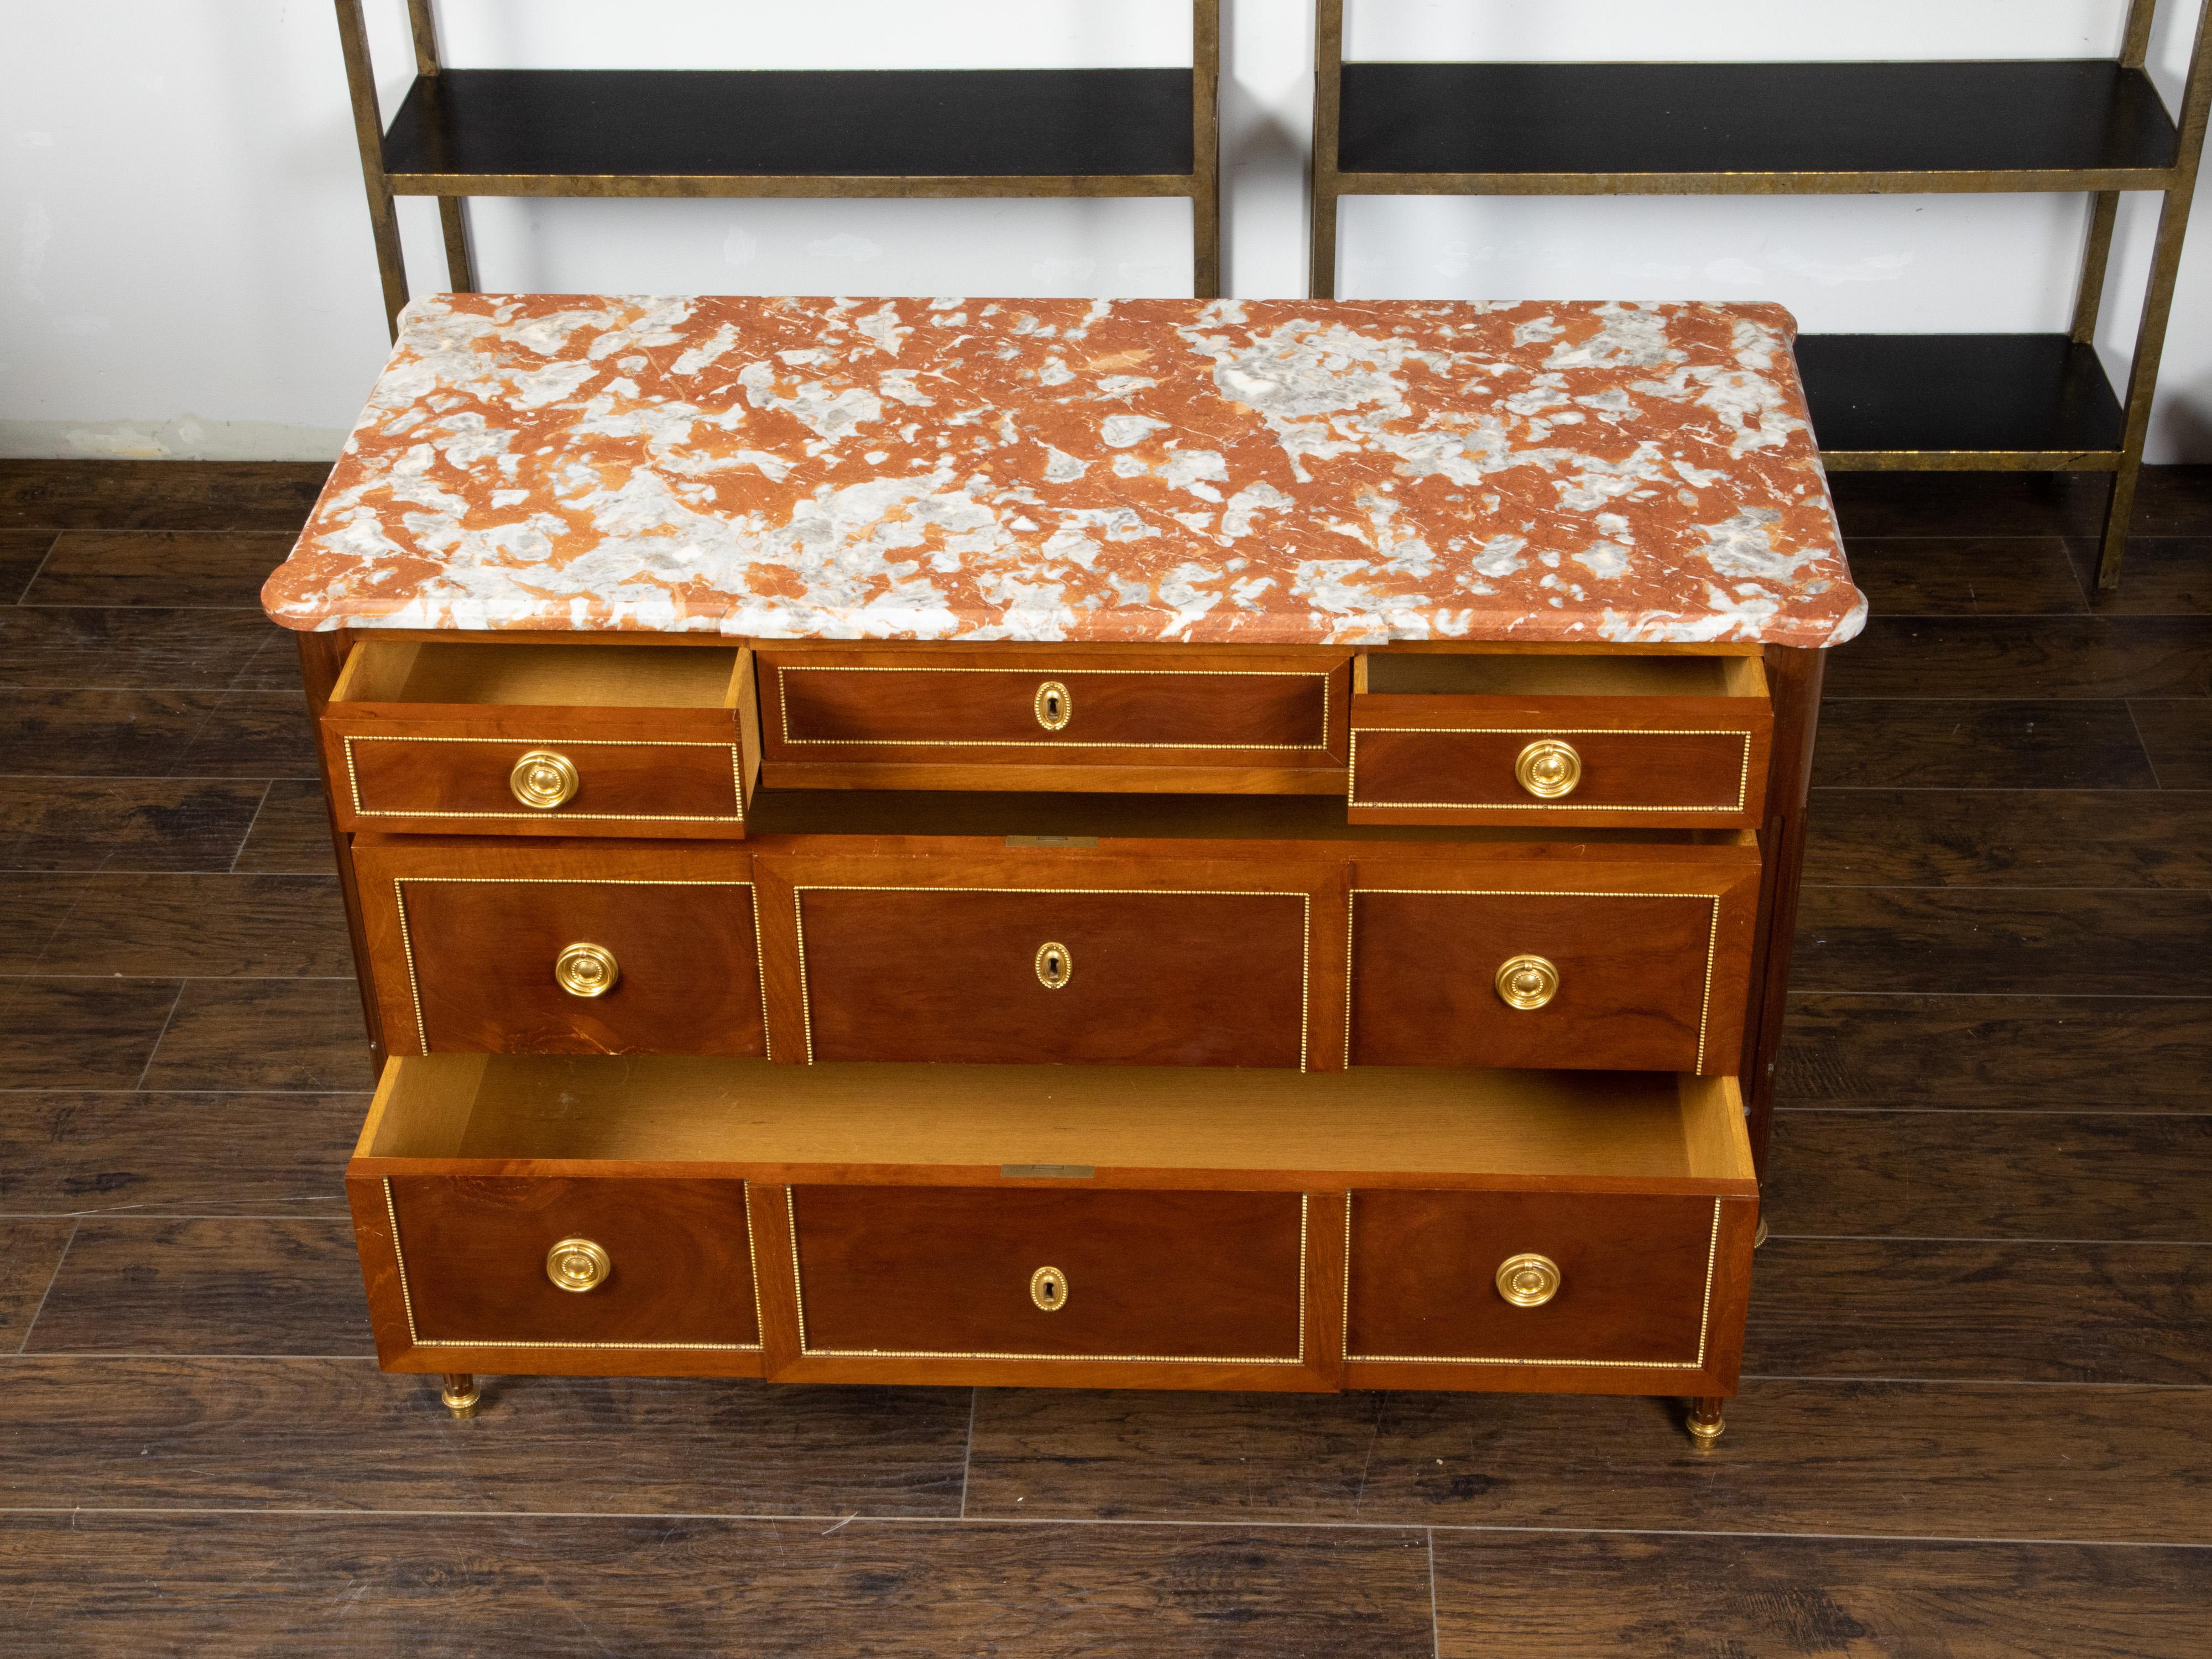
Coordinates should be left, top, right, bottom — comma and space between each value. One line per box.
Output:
383, 67, 1198, 187
1337, 60, 2179, 186
1797, 333, 2125, 465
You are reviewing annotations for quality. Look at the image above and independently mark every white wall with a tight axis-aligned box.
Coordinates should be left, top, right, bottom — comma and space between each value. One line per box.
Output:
3, 0, 2208, 461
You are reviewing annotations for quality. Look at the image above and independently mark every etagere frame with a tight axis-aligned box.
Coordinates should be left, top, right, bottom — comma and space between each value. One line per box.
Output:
333, 1, 1223, 331
1310, 0, 2212, 588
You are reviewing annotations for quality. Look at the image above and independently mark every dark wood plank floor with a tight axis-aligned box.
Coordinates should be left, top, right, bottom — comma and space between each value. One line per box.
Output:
2, 460, 2208, 1657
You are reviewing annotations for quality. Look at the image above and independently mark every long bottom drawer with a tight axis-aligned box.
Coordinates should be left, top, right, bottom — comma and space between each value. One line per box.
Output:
346, 1055, 1755, 1394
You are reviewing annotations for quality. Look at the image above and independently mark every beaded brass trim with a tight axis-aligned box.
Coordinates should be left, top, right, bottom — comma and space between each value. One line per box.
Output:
341, 734, 745, 822
390, 877, 770, 1059
786, 1186, 1309, 1366
792, 884, 1313, 1070
776, 664, 1334, 752
1339, 1194, 1724, 1371
1347, 726, 1754, 814
380, 1177, 765, 1353
1345, 889, 1723, 1072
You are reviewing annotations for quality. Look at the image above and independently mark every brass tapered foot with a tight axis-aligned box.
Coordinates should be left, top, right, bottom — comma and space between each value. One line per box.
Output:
1754, 1217, 1770, 1249
439, 1373, 481, 1418
1687, 1397, 1726, 1446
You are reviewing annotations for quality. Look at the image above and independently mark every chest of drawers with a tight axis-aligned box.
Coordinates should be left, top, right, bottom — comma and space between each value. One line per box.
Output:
267, 294, 1863, 1442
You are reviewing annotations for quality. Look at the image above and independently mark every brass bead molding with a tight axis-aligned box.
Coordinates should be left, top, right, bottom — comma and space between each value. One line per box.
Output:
1029, 1265, 1070, 1311
546, 1237, 612, 1293
509, 748, 580, 809
1495, 1253, 1562, 1308
1035, 940, 1073, 990
554, 942, 620, 999
1514, 738, 1582, 799
1034, 679, 1073, 731
1494, 953, 1560, 1011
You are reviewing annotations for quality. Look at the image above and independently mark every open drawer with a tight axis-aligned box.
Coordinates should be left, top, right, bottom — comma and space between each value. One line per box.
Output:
1348, 649, 1771, 827
345, 1054, 1756, 1395
321, 637, 760, 838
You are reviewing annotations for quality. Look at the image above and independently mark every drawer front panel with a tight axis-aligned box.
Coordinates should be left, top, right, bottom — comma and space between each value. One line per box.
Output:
382, 1175, 761, 1352
1350, 889, 1721, 1073
796, 886, 1311, 1068
1344, 1191, 1720, 1369
769, 658, 1337, 755
378, 873, 766, 1057
1349, 726, 1759, 822
788, 1185, 1308, 1364
338, 732, 746, 834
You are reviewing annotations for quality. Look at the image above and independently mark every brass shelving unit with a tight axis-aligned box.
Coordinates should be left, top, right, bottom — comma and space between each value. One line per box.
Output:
333, 1, 1223, 334
1310, 0, 2212, 588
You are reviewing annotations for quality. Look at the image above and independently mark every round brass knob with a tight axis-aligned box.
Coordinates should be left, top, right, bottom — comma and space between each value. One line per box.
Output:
510, 749, 580, 810
1495, 1253, 1562, 1308
1035, 940, 1073, 990
1514, 738, 1582, 800
546, 1237, 611, 1293
1494, 953, 1559, 1011
1034, 679, 1072, 731
554, 942, 620, 999
1029, 1265, 1070, 1311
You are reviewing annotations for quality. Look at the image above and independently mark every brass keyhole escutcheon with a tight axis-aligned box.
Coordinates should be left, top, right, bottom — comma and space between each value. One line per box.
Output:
555, 942, 620, 998
1035, 940, 1073, 990
546, 1237, 612, 1293
1514, 738, 1582, 800
1495, 1253, 1561, 1308
510, 748, 580, 810
1494, 953, 1559, 1011
1034, 679, 1072, 731
1030, 1265, 1070, 1311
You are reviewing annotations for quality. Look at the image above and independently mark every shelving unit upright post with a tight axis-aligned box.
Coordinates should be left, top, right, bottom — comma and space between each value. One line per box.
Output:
333, 1, 1223, 332
1310, 0, 2212, 588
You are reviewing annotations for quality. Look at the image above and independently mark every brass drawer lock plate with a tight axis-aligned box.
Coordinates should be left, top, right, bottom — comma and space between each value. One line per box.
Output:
1495, 1252, 1561, 1308
510, 748, 580, 809
1030, 1265, 1070, 1311
1034, 680, 1072, 731
1035, 940, 1073, 990
1514, 738, 1582, 800
546, 1237, 612, 1293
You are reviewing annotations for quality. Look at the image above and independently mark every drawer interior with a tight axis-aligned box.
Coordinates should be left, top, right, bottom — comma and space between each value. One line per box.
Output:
333, 639, 744, 709
1358, 651, 1764, 699
357, 1054, 1755, 1188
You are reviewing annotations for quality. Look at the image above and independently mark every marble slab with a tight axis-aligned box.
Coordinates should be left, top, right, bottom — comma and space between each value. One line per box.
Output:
262, 294, 1864, 648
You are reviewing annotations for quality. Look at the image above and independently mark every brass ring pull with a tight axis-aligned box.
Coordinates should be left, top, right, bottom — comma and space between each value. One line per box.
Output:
1494, 954, 1559, 1011
555, 942, 620, 998
1034, 680, 1072, 731
1030, 1265, 1070, 1311
1514, 738, 1582, 800
1035, 940, 1073, 990
510, 749, 580, 810
1495, 1253, 1561, 1308
546, 1237, 611, 1293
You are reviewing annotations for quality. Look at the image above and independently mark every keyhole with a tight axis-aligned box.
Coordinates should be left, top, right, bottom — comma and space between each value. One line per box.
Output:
1030, 1265, 1070, 1311
1035, 679, 1072, 731
1035, 940, 1073, 990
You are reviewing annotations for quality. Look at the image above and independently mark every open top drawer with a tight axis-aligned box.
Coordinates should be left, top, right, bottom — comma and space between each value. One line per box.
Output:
1349, 649, 1771, 827
321, 638, 760, 838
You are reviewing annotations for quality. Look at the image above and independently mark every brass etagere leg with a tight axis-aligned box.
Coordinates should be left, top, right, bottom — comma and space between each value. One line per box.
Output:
2094, 0, 2212, 591
1191, 0, 1223, 299
1310, 0, 1344, 299
439, 1373, 481, 1418
333, 0, 409, 342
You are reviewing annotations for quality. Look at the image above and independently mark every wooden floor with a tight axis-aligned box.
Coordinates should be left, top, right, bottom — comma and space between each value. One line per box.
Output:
1, 461, 2207, 1656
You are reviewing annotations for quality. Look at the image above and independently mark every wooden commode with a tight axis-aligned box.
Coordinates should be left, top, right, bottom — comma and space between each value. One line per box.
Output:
265, 294, 1864, 1440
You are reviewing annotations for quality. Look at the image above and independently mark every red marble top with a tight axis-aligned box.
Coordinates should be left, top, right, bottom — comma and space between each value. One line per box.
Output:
262, 294, 1864, 647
